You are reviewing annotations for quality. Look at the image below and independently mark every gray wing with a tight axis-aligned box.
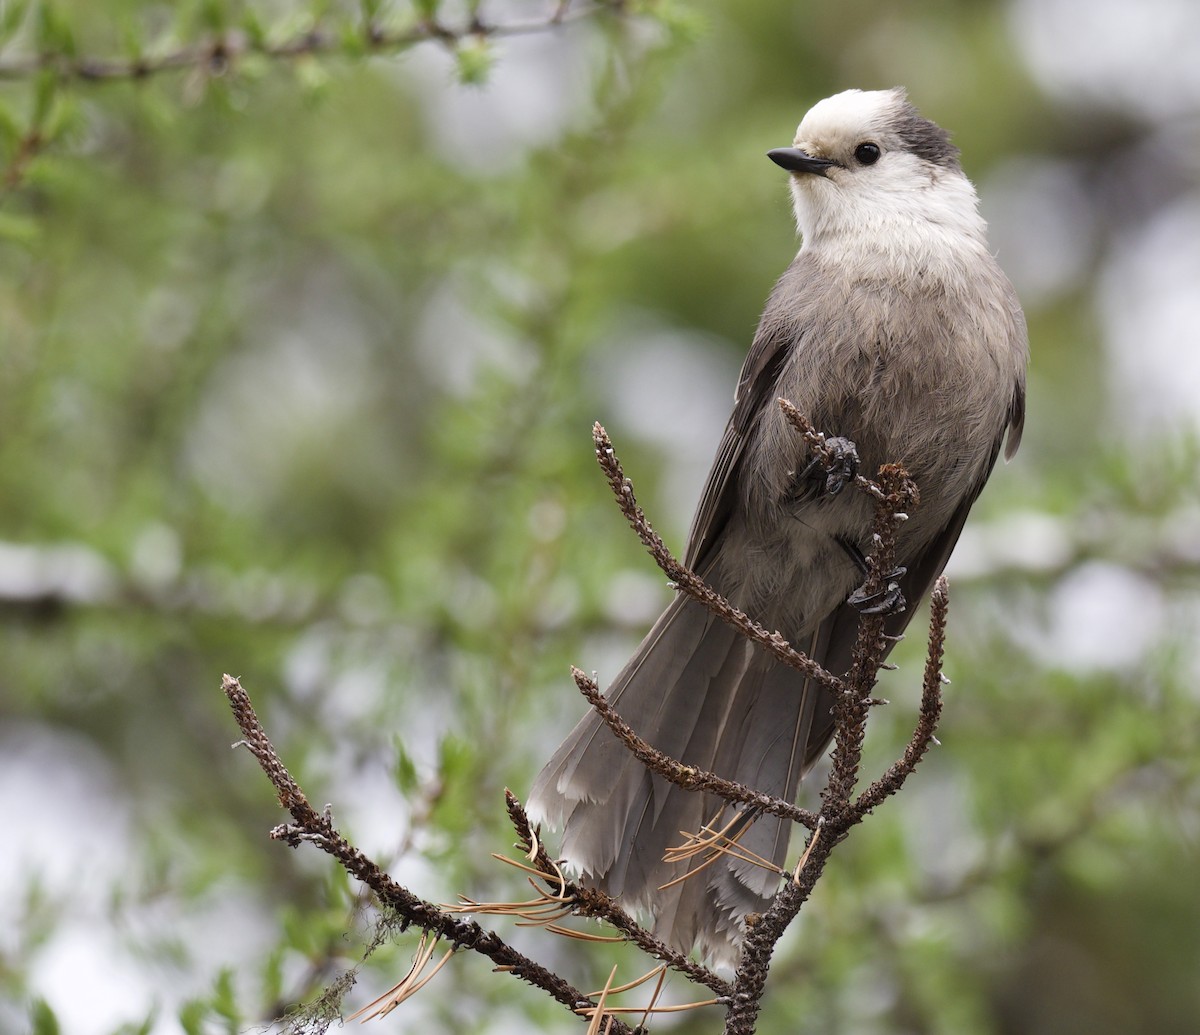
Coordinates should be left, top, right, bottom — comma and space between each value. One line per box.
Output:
1002, 280, 1028, 462
684, 263, 808, 572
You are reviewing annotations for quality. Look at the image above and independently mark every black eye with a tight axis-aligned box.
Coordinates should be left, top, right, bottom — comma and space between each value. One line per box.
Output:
854, 142, 881, 166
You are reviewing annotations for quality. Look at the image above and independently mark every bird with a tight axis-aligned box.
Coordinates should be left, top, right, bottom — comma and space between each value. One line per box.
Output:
528, 87, 1028, 967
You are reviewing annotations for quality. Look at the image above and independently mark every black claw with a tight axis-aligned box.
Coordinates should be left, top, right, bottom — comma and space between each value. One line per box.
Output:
797, 436, 860, 497
847, 566, 908, 616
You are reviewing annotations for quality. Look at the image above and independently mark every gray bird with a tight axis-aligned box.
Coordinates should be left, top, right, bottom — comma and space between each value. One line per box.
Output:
529, 87, 1028, 966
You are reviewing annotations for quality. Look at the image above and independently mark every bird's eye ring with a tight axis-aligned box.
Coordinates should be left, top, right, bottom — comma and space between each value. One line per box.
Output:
854, 142, 881, 166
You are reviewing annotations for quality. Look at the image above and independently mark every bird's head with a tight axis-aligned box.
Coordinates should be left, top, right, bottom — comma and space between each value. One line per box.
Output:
768, 88, 984, 248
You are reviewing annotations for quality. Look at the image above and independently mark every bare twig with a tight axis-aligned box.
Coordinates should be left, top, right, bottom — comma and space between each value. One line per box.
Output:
722, 408, 938, 1035
226, 407, 952, 1035
571, 667, 820, 830
504, 789, 733, 998
0, 3, 624, 84
724, 819, 834, 1035
265, 757, 444, 1018
221, 674, 636, 1033
592, 421, 842, 691
823, 461, 920, 809
850, 576, 949, 820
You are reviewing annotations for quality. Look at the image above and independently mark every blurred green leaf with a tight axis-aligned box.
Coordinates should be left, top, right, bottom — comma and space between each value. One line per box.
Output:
0, 210, 40, 243
293, 54, 331, 99
194, 0, 230, 34
30, 67, 58, 124
112, 1014, 157, 1035
211, 967, 240, 1024
33, 1, 75, 56
452, 36, 491, 86
0, 98, 19, 149
392, 738, 420, 795
643, 0, 707, 42
240, 8, 266, 49
177, 1000, 206, 1035
0, 0, 29, 40
339, 19, 369, 58
30, 1000, 59, 1035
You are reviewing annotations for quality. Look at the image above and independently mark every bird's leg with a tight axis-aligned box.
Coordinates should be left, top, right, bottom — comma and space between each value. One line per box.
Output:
838, 537, 907, 616
848, 571, 907, 616
796, 436, 860, 497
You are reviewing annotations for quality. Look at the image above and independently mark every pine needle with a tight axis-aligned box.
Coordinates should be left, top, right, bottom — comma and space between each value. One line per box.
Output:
658, 808, 784, 891
587, 965, 666, 997
349, 934, 456, 1021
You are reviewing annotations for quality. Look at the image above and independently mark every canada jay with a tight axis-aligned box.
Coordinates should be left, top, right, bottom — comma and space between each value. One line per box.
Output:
529, 87, 1028, 965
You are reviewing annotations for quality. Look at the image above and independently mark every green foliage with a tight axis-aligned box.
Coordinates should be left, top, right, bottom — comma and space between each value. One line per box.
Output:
179, 970, 248, 1033
30, 1000, 60, 1035
1, 0, 31, 39
34, 1, 75, 55
453, 36, 491, 86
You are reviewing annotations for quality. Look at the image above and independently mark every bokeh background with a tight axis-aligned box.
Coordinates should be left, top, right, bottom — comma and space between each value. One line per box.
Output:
2, 1, 1198, 1032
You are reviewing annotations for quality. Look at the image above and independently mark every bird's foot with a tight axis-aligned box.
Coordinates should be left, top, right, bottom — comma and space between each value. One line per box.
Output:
847, 566, 907, 616
798, 435, 860, 497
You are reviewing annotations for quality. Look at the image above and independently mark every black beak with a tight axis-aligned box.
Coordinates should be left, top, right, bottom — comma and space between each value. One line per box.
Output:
767, 147, 836, 177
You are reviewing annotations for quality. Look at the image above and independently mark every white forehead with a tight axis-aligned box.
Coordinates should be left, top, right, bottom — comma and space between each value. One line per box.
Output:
795, 88, 902, 144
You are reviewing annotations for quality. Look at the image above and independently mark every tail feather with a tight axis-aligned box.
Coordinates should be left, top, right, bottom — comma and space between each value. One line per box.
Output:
533, 596, 744, 890
548, 595, 713, 806
607, 622, 754, 898
531, 595, 719, 874
702, 661, 826, 923
529, 592, 835, 964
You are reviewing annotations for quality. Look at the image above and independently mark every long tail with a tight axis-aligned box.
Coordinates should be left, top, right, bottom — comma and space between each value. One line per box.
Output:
528, 593, 830, 966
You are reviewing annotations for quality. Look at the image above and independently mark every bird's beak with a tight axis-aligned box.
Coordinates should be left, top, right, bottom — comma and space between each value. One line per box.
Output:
767, 147, 836, 177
